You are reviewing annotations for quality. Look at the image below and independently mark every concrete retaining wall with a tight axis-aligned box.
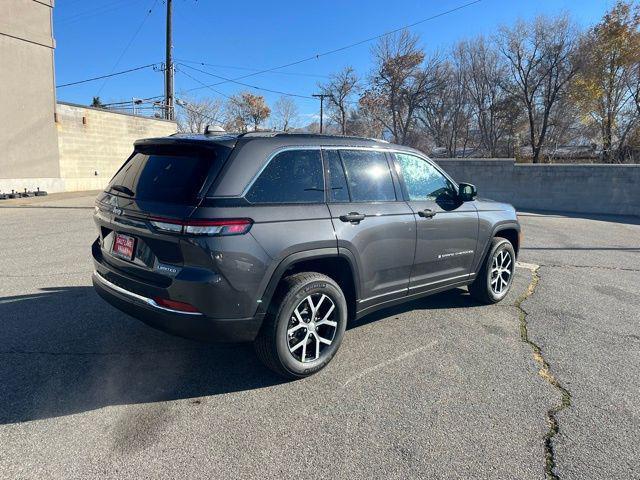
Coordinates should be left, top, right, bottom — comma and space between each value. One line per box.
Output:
435, 158, 640, 216
0, 103, 176, 195
55, 102, 176, 192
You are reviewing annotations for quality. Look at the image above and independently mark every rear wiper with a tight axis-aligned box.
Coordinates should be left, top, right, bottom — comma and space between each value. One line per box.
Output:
111, 184, 135, 196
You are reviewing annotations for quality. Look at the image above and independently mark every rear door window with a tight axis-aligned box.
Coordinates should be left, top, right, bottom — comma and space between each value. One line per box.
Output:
246, 149, 324, 204
108, 148, 224, 204
324, 150, 350, 202
339, 150, 396, 202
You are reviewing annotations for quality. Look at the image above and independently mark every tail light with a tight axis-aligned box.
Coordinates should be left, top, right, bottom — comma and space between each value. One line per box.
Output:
149, 217, 252, 236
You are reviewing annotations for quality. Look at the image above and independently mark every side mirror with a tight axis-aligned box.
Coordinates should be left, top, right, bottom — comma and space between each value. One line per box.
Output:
458, 183, 477, 202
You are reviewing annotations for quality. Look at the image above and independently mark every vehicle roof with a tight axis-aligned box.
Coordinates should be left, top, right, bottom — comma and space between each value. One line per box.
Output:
134, 131, 427, 197
135, 131, 422, 151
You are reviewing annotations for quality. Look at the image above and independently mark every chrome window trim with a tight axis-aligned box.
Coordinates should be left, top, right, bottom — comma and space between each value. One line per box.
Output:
209, 144, 458, 200
93, 271, 203, 316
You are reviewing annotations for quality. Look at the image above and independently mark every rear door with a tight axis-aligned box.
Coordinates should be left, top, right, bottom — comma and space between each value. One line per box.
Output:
391, 152, 478, 293
323, 148, 416, 311
224, 147, 336, 260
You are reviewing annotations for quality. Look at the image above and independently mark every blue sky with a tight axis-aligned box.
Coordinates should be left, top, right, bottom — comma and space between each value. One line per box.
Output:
54, 0, 617, 123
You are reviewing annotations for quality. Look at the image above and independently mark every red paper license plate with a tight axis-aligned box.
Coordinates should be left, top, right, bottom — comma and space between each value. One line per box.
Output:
112, 233, 135, 261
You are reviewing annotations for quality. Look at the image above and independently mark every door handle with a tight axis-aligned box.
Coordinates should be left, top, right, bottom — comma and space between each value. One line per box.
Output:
340, 212, 366, 223
418, 208, 436, 218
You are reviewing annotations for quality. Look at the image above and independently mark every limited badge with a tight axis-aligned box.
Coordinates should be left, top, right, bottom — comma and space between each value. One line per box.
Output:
156, 262, 180, 276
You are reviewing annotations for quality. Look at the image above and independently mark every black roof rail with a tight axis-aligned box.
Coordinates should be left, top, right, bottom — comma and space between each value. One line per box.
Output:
236, 130, 280, 138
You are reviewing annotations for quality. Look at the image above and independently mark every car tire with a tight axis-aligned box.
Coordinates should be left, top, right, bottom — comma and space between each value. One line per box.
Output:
468, 237, 516, 304
254, 272, 348, 379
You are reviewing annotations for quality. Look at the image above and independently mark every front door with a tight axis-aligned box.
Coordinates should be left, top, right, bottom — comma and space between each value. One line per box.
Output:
323, 149, 416, 310
392, 152, 478, 294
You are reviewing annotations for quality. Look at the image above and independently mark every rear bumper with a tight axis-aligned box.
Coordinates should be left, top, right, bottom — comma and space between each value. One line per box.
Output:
92, 270, 263, 343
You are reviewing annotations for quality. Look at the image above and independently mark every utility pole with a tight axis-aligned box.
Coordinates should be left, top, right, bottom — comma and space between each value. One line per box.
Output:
164, 0, 174, 120
312, 93, 330, 134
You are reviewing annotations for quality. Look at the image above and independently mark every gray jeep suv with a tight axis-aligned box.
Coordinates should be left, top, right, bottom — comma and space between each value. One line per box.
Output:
92, 132, 520, 378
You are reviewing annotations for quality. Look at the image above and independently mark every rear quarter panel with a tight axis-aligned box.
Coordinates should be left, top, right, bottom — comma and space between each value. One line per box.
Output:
190, 203, 337, 317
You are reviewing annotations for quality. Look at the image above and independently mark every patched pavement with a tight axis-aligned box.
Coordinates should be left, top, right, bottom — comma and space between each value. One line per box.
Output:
0, 196, 638, 479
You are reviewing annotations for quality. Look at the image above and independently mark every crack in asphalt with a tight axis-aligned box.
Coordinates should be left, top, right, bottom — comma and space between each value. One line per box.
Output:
515, 264, 572, 480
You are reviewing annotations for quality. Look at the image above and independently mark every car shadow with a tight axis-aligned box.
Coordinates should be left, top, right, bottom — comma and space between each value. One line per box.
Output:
348, 287, 482, 330
0, 287, 288, 425
0, 285, 477, 425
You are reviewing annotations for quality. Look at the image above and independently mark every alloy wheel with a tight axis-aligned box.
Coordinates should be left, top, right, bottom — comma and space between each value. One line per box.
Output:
287, 293, 338, 363
490, 249, 513, 295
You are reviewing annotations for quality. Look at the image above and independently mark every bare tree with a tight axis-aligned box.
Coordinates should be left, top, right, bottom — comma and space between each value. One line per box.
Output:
225, 92, 271, 132
320, 67, 359, 135
352, 96, 386, 139
177, 97, 223, 133
271, 96, 299, 131
459, 37, 518, 157
418, 46, 472, 157
365, 30, 442, 145
497, 15, 580, 163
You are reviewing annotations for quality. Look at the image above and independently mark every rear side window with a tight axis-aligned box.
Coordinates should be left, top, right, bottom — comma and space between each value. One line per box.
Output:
339, 150, 396, 202
246, 149, 324, 204
324, 150, 350, 202
108, 148, 223, 204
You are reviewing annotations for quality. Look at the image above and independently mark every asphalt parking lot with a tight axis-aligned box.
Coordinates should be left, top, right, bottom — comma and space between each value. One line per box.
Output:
0, 193, 638, 479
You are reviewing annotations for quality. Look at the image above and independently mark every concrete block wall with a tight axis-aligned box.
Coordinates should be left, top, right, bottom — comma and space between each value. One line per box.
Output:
55, 102, 176, 192
435, 158, 640, 216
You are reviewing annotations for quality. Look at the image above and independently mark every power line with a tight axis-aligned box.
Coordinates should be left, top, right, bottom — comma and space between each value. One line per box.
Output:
178, 63, 313, 99
58, 1, 480, 109
57, 0, 143, 25
97, 0, 160, 96
175, 67, 233, 99
176, 101, 225, 126
181, 0, 481, 90
176, 59, 330, 79
56, 63, 158, 88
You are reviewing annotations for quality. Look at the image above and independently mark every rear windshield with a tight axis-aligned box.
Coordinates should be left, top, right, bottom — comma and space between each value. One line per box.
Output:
107, 146, 227, 204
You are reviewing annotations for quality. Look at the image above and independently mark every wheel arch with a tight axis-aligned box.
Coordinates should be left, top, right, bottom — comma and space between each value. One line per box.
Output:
493, 224, 520, 257
258, 249, 360, 321
473, 221, 521, 275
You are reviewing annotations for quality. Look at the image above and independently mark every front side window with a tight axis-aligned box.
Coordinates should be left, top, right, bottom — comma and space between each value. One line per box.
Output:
339, 150, 396, 202
246, 149, 324, 204
395, 153, 455, 201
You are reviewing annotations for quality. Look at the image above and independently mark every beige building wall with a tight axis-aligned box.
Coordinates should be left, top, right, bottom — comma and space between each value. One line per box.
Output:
56, 103, 176, 191
0, 0, 59, 183
0, 1, 177, 194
